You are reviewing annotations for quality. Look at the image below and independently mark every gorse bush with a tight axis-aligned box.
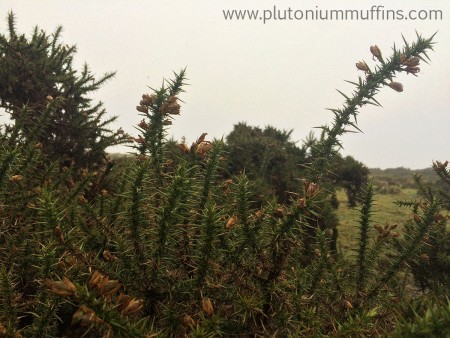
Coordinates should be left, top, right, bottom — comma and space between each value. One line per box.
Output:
0, 12, 129, 170
0, 15, 448, 337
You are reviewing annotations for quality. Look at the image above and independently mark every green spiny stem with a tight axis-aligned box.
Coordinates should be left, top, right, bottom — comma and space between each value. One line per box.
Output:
0, 267, 19, 329
307, 33, 436, 183
37, 188, 64, 231
109, 172, 128, 226
129, 160, 150, 275
317, 229, 345, 298
80, 201, 117, 244
198, 140, 223, 212
196, 201, 221, 287
367, 200, 440, 299
0, 149, 17, 192
153, 162, 191, 273
147, 89, 166, 184
413, 174, 434, 202
25, 299, 59, 338
271, 207, 301, 245
66, 171, 93, 204
70, 287, 148, 337
139, 69, 187, 185
21, 99, 56, 149
260, 206, 303, 309
235, 174, 257, 252
306, 256, 326, 296
356, 183, 374, 297
30, 243, 60, 338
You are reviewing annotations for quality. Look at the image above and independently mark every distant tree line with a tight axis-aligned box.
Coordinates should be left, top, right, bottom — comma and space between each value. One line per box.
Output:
216, 122, 368, 208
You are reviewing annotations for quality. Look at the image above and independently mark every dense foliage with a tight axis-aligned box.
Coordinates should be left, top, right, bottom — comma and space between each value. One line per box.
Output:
0, 15, 448, 338
224, 123, 369, 206
0, 12, 128, 169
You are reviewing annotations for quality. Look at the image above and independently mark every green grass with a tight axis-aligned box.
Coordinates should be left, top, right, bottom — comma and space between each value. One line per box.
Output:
336, 188, 418, 252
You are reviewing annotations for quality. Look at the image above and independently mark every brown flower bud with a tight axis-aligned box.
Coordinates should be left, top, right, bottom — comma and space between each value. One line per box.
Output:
196, 142, 213, 156
88, 270, 104, 289
136, 105, 148, 113
356, 61, 369, 72
71, 306, 100, 326
297, 198, 306, 208
97, 277, 121, 296
182, 314, 196, 327
141, 93, 156, 106
178, 143, 190, 154
160, 96, 180, 115
134, 136, 145, 144
122, 298, 144, 316
434, 213, 444, 222
196, 133, 208, 144
314, 249, 321, 257
406, 66, 420, 76
55, 225, 64, 242
389, 223, 398, 230
35, 142, 43, 149
419, 253, 430, 261
222, 179, 233, 189
344, 300, 353, 309
387, 82, 403, 92
71, 307, 85, 325
370, 45, 382, 60
46, 95, 54, 101
103, 250, 117, 261
273, 207, 285, 218
434, 160, 448, 170
78, 195, 88, 204
32, 186, 42, 195
116, 293, 133, 308
10, 175, 23, 183
226, 214, 238, 229
45, 277, 77, 298
254, 209, 264, 219
138, 119, 148, 130
402, 56, 420, 67
413, 214, 421, 223
306, 182, 319, 198
202, 297, 214, 317
390, 231, 400, 238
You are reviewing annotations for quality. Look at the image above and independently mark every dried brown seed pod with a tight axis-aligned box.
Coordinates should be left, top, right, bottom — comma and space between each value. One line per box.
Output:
356, 61, 369, 72
201, 297, 214, 317
10, 175, 23, 183
370, 45, 382, 60
226, 214, 238, 229
387, 82, 403, 92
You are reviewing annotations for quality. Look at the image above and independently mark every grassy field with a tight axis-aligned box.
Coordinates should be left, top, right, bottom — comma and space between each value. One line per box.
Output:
336, 188, 418, 252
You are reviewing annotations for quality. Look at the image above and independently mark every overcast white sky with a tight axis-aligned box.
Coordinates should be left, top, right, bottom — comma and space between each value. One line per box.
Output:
1, 1, 449, 169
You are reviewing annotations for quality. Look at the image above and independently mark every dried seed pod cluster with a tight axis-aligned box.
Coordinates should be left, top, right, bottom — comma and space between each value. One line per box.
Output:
44, 277, 77, 298
374, 223, 399, 241
178, 132, 213, 157
356, 43, 425, 93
